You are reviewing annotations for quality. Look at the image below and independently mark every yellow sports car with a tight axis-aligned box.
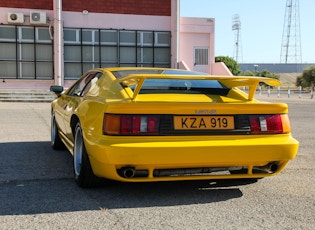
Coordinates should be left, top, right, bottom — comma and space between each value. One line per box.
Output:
50, 67, 299, 187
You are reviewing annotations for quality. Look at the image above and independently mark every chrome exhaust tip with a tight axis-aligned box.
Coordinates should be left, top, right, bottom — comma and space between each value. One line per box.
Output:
253, 162, 279, 174
121, 167, 136, 178
268, 163, 278, 173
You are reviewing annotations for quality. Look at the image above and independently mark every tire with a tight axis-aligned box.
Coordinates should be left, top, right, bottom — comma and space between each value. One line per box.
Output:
51, 114, 65, 150
73, 122, 104, 188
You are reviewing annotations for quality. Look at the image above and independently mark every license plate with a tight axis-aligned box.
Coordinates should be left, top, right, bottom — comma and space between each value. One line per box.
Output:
174, 116, 234, 130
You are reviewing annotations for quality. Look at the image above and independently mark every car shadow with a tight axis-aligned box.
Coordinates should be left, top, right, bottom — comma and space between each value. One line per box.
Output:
0, 141, 257, 215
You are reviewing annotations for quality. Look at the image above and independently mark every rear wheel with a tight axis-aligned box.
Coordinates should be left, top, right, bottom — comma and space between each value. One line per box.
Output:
51, 114, 65, 150
73, 122, 104, 187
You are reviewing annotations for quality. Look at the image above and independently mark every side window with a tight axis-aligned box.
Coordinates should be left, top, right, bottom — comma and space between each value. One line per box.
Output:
68, 72, 100, 96
81, 72, 102, 96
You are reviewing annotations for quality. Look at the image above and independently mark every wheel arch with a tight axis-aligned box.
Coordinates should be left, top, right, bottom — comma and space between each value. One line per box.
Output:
71, 115, 80, 139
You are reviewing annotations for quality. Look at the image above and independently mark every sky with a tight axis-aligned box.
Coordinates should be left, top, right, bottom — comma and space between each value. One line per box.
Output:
180, 0, 315, 64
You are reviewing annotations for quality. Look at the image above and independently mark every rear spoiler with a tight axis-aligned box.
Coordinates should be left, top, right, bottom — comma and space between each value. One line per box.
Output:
117, 74, 281, 101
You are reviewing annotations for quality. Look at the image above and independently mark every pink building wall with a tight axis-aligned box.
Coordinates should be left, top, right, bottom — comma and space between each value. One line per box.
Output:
178, 17, 232, 76
179, 17, 214, 73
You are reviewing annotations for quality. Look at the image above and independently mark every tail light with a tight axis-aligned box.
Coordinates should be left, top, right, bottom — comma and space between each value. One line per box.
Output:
249, 114, 291, 134
103, 114, 160, 135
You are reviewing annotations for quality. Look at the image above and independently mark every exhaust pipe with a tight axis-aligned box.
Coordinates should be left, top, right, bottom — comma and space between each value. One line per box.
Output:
254, 162, 279, 174
267, 163, 278, 173
121, 167, 136, 178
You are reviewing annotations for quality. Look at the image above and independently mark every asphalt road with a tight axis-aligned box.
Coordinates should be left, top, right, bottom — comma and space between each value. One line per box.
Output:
0, 96, 314, 229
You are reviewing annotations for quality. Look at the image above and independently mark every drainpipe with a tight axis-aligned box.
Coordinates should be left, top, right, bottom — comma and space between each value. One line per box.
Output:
171, 0, 180, 69
53, 0, 64, 86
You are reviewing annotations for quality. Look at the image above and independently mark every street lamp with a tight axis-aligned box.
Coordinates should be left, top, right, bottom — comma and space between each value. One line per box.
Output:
254, 64, 259, 74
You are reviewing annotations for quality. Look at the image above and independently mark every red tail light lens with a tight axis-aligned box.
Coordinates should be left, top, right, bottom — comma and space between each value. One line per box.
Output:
103, 114, 160, 135
249, 115, 288, 134
121, 116, 135, 134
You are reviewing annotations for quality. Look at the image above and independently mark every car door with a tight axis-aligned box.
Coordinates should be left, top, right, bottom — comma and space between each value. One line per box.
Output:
53, 93, 71, 138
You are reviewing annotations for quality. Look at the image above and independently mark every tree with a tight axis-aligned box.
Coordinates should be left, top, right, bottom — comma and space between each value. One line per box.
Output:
215, 56, 241, 76
258, 69, 280, 80
296, 76, 308, 88
242, 69, 279, 88
296, 65, 315, 88
258, 69, 280, 88
243, 70, 255, 76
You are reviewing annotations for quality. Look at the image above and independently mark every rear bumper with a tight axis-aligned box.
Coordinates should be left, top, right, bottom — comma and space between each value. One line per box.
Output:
85, 134, 299, 182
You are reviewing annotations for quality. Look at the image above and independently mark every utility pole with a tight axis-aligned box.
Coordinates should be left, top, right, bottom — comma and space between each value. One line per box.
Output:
280, 0, 302, 63
232, 14, 242, 63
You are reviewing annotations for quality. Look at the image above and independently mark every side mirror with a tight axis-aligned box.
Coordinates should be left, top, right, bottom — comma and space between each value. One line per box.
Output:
50, 85, 64, 95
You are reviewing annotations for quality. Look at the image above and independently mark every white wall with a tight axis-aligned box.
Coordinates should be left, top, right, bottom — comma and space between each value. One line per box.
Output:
62, 12, 171, 31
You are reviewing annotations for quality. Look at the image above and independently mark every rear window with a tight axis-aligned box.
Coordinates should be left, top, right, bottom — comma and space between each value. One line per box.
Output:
112, 70, 163, 78
112, 69, 229, 96
163, 69, 207, 75
139, 79, 229, 96
111, 69, 207, 78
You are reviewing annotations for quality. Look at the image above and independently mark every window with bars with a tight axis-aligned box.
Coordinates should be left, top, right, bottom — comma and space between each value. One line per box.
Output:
64, 28, 171, 79
194, 48, 209, 66
0, 26, 171, 80
0, 25, 53, 79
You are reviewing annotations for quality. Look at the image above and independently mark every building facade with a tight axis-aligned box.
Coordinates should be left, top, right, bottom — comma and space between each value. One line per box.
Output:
0, 0, 228, 88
